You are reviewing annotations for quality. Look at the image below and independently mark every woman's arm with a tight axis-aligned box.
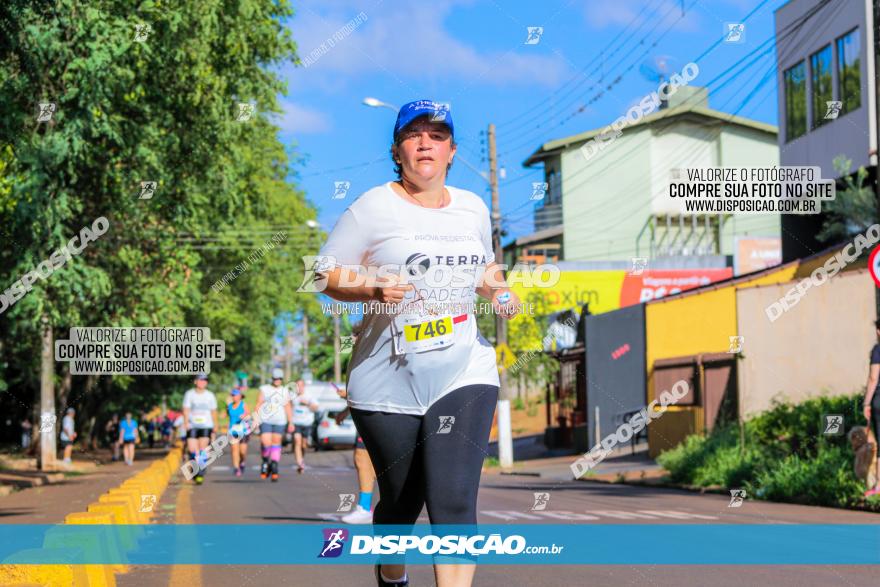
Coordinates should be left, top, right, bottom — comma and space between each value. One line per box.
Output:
865, 364, 879, 420
320, 266, 411, 304
476, 262, 520, 320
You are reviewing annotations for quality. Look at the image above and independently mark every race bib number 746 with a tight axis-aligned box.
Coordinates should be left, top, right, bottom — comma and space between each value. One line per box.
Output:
398, 314, 454, 354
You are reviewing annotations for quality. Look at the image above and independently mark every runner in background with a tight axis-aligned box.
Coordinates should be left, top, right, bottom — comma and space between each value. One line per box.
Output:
335, 396, 376, 524
119, 412, 139, 466
59, 407, 77, 465
291, 379, 319, 474
255, 369, 294, 482
105, 414, 120, 462
226, 386, 251, 477
182, 372, 219, 485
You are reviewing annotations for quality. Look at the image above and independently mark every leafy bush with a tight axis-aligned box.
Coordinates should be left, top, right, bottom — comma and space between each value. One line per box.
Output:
657, 393, 873, 510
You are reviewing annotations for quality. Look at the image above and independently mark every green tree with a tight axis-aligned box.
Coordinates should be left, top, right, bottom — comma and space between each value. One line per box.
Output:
817, 155, 878, 243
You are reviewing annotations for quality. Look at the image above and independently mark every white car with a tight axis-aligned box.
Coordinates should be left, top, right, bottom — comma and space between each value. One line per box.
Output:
315, 405, 358, 449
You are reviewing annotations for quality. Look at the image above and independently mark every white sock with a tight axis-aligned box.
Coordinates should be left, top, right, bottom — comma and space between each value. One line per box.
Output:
380, 567, 407, 583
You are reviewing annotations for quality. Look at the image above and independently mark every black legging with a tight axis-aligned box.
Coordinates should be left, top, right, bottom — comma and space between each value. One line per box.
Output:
871, 392, 880, 445
350, 384, 498, 526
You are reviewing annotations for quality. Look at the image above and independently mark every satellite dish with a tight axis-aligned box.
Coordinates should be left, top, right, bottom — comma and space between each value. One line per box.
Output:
639, 55, 679, 84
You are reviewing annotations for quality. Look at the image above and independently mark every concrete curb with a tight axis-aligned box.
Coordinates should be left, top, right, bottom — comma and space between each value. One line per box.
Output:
0, 451, 181, 586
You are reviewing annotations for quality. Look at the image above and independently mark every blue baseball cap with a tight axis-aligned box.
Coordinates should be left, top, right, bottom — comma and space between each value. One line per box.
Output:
393, 100, 454, 142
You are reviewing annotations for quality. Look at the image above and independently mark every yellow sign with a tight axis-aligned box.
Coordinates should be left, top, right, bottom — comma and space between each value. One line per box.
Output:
510, 270, 627, 314
495, 342, 517, 370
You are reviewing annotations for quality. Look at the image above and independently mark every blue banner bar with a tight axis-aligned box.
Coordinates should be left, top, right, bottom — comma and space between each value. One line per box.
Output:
2, 524, 879, 565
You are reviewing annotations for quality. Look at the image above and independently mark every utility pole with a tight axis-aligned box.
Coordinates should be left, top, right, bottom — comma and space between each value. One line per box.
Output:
39, 315, 56, 470
489, 123, 506, 348
332, 311, 341, 383
284, 331, 293, 383
302, 313, 311, 382
489, 123, 513, 469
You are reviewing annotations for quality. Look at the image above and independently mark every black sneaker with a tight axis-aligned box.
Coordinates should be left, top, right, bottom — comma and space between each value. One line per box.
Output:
375, 564, 408, 586
260, 461, 268, 479
270, 460, 279, 482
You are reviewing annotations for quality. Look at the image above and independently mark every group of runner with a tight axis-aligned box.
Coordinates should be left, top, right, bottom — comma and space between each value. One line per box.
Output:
176, 370, 374, 523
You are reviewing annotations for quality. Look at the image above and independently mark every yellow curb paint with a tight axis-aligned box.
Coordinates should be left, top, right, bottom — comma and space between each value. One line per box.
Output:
168, 482, 201, 587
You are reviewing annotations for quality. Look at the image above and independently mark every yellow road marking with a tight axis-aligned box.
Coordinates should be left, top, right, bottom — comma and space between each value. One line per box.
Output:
168, 482, 201, 587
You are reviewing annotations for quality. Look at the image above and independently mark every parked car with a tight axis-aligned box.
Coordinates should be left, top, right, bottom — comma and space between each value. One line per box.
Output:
315, 406, 357, 449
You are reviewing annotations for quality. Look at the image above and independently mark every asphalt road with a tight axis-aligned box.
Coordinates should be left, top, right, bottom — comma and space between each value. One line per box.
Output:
120, 437, 880, 587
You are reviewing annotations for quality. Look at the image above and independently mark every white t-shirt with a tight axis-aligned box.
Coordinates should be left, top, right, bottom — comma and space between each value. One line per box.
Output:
318, 182, 500, 415
182, 389, 218, 429
258, 384, 292, 426
292, 393, 318, 426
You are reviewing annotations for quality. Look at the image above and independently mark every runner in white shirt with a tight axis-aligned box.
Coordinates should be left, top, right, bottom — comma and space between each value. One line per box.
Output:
315, 100, 520, 587
182, 372, 218, 485
255, 368, 294, 481
291, 380, 319, 473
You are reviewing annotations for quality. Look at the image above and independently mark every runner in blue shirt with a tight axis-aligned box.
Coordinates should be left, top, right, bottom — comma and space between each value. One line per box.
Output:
118, 412, 139, 466
226, 387, 251, 477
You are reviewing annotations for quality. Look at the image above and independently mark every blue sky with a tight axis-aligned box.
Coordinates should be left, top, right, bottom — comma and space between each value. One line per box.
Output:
276, 0, 783, 243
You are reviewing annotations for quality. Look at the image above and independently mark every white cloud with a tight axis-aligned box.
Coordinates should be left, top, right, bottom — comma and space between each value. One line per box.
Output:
287, 0, 568, 87
272, 100, 331, 134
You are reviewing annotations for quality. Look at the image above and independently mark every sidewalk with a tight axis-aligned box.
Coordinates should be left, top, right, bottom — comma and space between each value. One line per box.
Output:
0, 448, 174, 524
486, 435, 662, 481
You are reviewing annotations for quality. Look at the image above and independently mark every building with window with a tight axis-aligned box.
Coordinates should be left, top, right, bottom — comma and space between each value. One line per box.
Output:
775, 0, 876, 260
522, 86, 781, 265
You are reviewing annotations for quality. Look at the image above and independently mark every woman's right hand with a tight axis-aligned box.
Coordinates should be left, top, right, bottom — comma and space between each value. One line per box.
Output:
865, 404, 872, 422
372, 274, 412, 304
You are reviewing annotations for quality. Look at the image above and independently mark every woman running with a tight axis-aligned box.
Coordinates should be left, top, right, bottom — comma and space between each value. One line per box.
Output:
182, 372, 218, 485
316, 100, 520, 587
863, 319, 880, 496
226, 387, 251, 477
119, 412, 139, 465
255, 368, 294, 482
291, 379, 319, 473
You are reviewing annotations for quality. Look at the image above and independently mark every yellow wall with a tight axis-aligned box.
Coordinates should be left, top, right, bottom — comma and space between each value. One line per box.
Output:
644, 263, 798, 457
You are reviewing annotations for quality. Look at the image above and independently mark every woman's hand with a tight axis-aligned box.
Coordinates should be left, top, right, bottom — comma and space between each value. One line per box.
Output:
287, 423, 295, 434
865, 404, 872, 423
372, 274, 413, 304
491, 288, 521, 320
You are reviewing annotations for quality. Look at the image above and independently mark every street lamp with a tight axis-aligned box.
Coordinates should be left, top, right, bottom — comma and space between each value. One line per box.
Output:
362, 97, 398, 112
